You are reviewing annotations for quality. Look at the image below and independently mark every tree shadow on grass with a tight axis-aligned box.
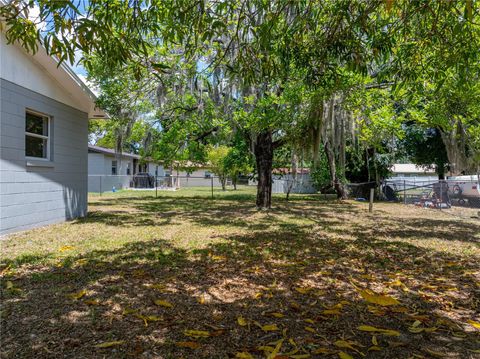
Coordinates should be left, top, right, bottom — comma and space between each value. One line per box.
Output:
83, 195, 478, 246
83, 194, 362, 230
2, 236, 479, 358
1, 197, 480, 358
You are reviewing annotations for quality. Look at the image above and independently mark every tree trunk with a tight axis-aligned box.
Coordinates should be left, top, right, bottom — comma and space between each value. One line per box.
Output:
176, 166, 180, 188
286, 150, 298, 200
440, 121, 472, 175
310, 96, 323, 168
321, 97, 348, 200
338, 109, 346, 172
254, 130, 273, 209
220, 175, 226, 191
437, 164, 445, 180
324, 141, 347, 199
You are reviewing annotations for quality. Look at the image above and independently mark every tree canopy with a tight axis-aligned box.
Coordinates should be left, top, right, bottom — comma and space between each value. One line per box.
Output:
2, 0, 480, 206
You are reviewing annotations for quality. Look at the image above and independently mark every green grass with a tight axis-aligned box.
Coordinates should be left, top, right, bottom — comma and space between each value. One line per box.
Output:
1, 188, 479, 358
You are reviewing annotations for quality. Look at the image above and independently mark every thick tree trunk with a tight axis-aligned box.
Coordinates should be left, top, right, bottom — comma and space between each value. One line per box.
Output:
254, 131, 273, 209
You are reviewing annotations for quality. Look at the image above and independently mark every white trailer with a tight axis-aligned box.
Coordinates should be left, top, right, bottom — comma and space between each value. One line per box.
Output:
446, 175, 480, 206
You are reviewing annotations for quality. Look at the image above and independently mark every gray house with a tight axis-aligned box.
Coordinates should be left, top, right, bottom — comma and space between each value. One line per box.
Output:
0, 31, 105, 235
87, 146, 221, 191
88, 145, 165, 192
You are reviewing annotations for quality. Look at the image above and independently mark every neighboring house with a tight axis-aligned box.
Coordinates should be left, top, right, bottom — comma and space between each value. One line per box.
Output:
0, 32, 106, 235
87, 145, 165, 192
161, 165, 223, 188
389, 163, 438, 183
390, 163, 437, 177
87, 146, 222, 192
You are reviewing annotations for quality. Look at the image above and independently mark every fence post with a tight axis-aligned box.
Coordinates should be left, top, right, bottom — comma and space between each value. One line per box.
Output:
100, 176, 102, 196
211, 176, 214, 199
369, 187, 374, 213
155, 173, 158, 198
440, 181, 443, 210
403, 180, 406, 204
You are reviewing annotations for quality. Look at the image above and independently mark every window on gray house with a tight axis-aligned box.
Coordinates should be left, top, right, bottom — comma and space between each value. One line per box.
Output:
112, 160, 117, 175
126, 163, 131, 175
25, 111, 50, 159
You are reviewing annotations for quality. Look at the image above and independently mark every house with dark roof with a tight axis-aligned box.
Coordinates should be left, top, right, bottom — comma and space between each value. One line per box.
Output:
87, 145, 224, 191
87, 145, 165, 192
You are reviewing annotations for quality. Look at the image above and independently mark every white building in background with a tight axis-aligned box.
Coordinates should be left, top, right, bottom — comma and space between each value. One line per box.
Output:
249, 168, 317, 194
390, 163, 438, 181
166, 166, 223, 187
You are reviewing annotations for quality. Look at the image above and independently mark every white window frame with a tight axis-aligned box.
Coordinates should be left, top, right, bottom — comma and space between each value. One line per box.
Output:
25, 110, 51, 161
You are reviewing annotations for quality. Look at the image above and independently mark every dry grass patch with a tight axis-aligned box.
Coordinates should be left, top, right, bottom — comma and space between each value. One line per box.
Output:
1, 189, 480, 358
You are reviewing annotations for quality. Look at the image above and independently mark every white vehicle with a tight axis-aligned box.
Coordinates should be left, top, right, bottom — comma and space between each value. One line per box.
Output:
446, 175, 480, 206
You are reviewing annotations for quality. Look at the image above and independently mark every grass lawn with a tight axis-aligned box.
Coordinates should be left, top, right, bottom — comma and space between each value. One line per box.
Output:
1, 187, 480, 358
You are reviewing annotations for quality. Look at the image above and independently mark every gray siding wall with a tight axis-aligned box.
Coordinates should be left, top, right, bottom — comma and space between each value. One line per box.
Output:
87, 153, 105, 175
88, 175, 131, 193
87, 153, 132, 192
0, 79, 88, 235
147, 162, 164, 177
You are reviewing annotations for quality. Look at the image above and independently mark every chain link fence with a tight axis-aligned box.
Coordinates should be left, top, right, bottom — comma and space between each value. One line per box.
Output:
88, 174, 480, 219
346, 179, 479, 208
381, 179, 480, 208
345, 178, 480, 220
88, 175, 132, 194
88, 174, 249, 197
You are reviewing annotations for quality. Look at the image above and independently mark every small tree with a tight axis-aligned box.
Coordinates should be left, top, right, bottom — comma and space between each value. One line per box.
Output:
223, 135, 253, 190
224, 150, 253, 191
207, 146, 230, 191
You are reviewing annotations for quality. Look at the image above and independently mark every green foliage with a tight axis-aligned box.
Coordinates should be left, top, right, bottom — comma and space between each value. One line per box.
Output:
310, 152, 332, 192
223, 136, 254, 186
89, 119, 156, 154
400, 69, 480, 173
5, 0, 480, 201
206, 145, 230, 190
206, 141, 253, 190
206, 145, 229, 177
401, 125, 449, 177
